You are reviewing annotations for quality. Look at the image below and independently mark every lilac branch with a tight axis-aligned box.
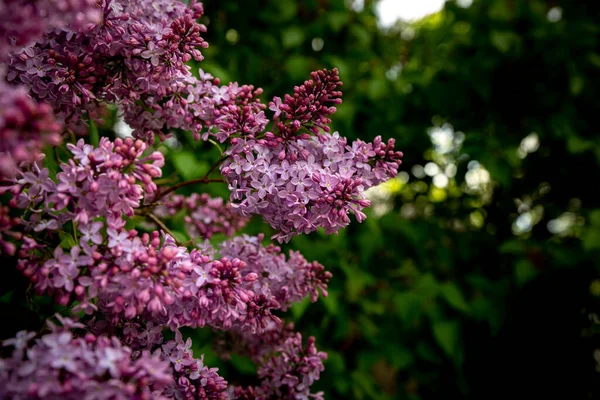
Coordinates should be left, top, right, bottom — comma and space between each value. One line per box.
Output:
155, 176, 225, 201
146, 212, 182, 246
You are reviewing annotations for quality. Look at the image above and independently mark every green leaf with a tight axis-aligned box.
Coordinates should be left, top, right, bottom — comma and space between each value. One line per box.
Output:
588, 210, 600, 227
284, 55, 311, 80
229, 354, 257, 375
351, 371, 379, 399
387, 345, 414, 370
416, 341, 442, 363
490, 31, 518, 53
588, 52, 600, 68
328, 12, 350, 33
582, 228, 600, 251
432, 320, 460, 363
394, 292, 421, 325
281, 27, 305, 49
59, 231, 77, 249
514, 259, 537, 287
366, 78, 388, 100
172, 152, 207, 180
499, 239, 525, 254
89, 119, 99, 147
290, 296, 311, 319
415, 273, 439, 299
570, 75, 585, 95
170, 230, 188, 244
322, 291, 339, 315
440, 282, 470, 314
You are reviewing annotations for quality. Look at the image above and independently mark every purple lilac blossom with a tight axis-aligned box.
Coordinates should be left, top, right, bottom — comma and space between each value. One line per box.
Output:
226, 322, 326, 400
0, 0, 101, 60
221, 131, 403, 242
6, 0, 268, 144
0, 319, 172, 399
220, 234, 332, 310
0, 204, 22, 256
220, 68, 403, 242
0, 75, 61, 178
155, 193, 249, 240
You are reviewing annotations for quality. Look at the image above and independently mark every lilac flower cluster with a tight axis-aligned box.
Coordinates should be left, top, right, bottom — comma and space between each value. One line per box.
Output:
160, 331, 228, 399
0, 318, 173, 399
155, 193, 249, 240
162, 234, 330, 334
219, 68, 403, 242
0, 77, 61, 177
225, 322, 326, 400
222, 131, 403, 242
10, 143, 330, 334
0, 0, 101, 59
5, 0, 268, 145
0, 204, 21, 256
220, 234, 332, 310
6, 0, 205, 128
269, 68, 343, 138
12, 137, 163, 232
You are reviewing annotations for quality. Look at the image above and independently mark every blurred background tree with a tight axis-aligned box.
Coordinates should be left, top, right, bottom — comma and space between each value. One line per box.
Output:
192, 0, 600, 398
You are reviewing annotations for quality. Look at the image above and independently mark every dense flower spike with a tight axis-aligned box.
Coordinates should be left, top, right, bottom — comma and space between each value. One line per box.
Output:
225, 322, 326, 400
269, 68, 343, 138
0, 77, 61, 177
1, 1, 404, 397
155, 193, 249, 240
11, 137, 163, 233
160, 331, 228, 399
5, 0, 268, 144
0, 0, 101, 60
220, 234, 332, 309
220, 68, 403, 242
221, 131, 403, 242
0, 319, 173, 399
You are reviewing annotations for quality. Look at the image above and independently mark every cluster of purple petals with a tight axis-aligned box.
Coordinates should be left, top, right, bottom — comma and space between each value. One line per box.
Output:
219, 68, 403, 242
5, 0, 268, 144
10, 137, 164, 232
0, 77, 61, 177
220, 234, 332, 310
226, 322, 326, 400
221, 131, 403, 242
0, 0, 101, 60
269, 68, 343, 138
155, 193, 249, 240
0, 318, 173, 400
0, 2, 408, 397
159, 331, 228, 400
8, 145, 331, 333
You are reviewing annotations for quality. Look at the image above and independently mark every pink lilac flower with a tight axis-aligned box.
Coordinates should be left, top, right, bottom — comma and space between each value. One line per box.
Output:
0, 204, 22, 255
220, 234, 332, 310
155, 193, 249, 240
0, 0, 101, 60
219, 69, 403, 242
0, 75, 61, 178
224, 322, 326, 400
221, 131, 403, 242
159, 330, 228, 400
0, 320, 173, 399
